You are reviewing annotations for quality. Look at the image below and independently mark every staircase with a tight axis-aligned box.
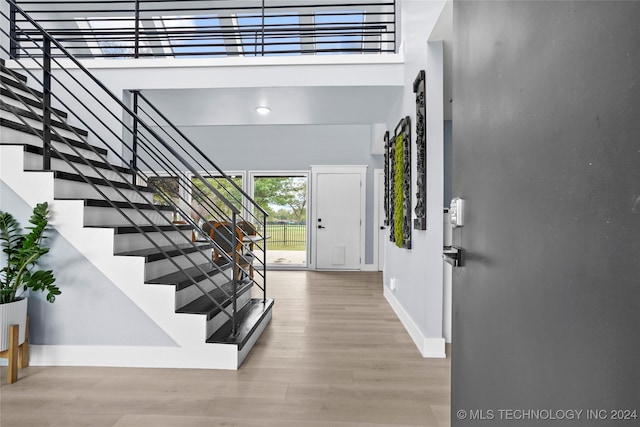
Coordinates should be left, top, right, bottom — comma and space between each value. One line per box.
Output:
0, 3, 273, 369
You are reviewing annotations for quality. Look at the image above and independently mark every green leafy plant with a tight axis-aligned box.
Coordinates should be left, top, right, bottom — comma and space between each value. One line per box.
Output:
0, 202, 60, 304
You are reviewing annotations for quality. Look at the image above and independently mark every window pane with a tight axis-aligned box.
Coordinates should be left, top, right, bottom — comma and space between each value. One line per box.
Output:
253, 176, 307, 266
191, 175, 243, 221
148, 176, 180, 206
88, 18, 151, 58
315, 11, 364, 54
237, 14, 300, 56
162, 16, 227, 57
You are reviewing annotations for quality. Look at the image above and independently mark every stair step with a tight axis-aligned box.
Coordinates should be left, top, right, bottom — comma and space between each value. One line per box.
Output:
24, 144, 129, 175
82, 197, 173, 213
111, 224, 193, 234
50, 170, 155, 204
1, 117, 102, 154
177, 279, 253, 319
98, 223, 194, 253
50, 170, 150, 193
0, 87, 68, 119
147, 260, 231, 289
76, 198, 174, 227
116, 242, 210, 262
207, 298, 274, 351
0, 64, 28, 83
1, 74, 44, 99
1, 101, 88, 137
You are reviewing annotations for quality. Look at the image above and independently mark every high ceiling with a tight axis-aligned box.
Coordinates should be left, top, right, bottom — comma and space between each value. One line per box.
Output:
141, 85, 402, 127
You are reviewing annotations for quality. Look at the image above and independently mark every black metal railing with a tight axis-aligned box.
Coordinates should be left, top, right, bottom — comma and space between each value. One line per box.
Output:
9, 0, 396, 59
1, 0, 268, 336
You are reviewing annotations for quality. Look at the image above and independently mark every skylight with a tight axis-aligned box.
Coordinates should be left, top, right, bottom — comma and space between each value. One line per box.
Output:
237, 13, 301, 56
161, 16, 226, 57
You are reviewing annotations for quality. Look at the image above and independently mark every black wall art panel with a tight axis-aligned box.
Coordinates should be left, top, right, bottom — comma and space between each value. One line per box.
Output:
383, 130, 390, 226
413, 70, 427, 230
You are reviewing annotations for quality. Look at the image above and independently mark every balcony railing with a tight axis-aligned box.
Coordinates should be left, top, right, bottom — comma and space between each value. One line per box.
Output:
10, 0, 397, 59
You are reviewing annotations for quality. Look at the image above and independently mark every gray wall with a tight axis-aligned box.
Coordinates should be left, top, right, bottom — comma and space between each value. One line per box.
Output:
452, 1, 640, 425
174, 124, 384, 264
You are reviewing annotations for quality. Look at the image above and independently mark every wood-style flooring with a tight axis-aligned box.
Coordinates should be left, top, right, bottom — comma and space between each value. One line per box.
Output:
0, 271, 451, 426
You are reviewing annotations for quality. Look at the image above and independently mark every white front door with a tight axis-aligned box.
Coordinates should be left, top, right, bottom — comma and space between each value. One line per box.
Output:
314, 171, 363, 269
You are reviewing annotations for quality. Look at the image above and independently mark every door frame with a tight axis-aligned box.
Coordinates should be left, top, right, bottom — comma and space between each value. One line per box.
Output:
248, 170, 310, 268
310, 165, 367, 270
373, 168, 384, 271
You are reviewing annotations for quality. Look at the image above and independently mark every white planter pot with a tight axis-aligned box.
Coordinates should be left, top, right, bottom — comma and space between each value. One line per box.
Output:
0, 298, 28, 352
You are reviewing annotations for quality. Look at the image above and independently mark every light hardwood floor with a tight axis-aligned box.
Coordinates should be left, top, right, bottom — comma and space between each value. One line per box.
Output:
0, 271, 451, 426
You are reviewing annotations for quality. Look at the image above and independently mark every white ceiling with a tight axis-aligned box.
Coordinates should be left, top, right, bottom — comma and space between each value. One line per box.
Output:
142, 85, 403, 127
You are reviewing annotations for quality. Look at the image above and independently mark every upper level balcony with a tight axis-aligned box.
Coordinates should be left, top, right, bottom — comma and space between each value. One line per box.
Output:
8, 0, 396, 59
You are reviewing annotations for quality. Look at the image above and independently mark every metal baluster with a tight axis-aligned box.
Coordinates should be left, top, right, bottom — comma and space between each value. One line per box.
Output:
263, 214, 267, 304
42, 38, 51, 170
9, 1, 17, 59
232, 212, 238, 336
134, 0, 140, 58
131, 90, 139, 184
261, 0, 265, 56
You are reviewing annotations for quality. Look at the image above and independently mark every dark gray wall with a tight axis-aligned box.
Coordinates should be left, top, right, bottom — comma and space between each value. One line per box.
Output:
452, 1, 640, 425
444, 120, 452, 206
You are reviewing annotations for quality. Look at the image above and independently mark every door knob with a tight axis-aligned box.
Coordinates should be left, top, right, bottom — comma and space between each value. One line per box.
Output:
380, 226, 386, 230
318, 225, 325, 229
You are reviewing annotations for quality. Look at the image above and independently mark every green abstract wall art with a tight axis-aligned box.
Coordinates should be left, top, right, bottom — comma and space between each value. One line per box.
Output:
386, 116, 412, 249
394, 133, 404, 245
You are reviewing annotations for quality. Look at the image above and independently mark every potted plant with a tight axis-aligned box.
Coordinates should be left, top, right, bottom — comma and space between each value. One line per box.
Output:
0, 202, 60, 353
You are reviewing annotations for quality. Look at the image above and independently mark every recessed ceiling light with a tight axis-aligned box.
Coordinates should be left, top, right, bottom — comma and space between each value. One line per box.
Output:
255, 106, 271, 115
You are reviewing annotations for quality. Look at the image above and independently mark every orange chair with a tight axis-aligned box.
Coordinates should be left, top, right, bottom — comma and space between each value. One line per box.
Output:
210, 222, 252, 279
237, 221, 257, 277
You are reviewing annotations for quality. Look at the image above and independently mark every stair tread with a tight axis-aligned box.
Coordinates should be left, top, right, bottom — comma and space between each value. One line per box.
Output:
0, 64, 28, 82
81, 198, 173, 212
23, 144, 130, 174
146, 260, 231, 287
1, 74, 44, 98
1, 101, 88, 136
176, 279, 253, 317
116, 242, 212, 261
207, 298, 274, 350
0, 87, 68, 118
49, 170, 153, 193
87, 224, 194, 234
0, 117, 104, 154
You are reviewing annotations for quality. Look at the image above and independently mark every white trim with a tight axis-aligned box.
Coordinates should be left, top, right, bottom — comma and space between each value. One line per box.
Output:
373, 168, 384, 271
29, 344, 238, 370
3, 53, 404, 72
310, 165, 367, 271
384, 287, 446, 358
360, 264, 378, 272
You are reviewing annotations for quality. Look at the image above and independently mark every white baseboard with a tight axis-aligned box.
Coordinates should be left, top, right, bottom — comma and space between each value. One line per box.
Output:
383, 287, 446, 358
360, 263, 379, 272
29, 344, 239, 370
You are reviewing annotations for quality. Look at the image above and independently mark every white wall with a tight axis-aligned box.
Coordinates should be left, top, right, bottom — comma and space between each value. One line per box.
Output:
383, 0, 447, 357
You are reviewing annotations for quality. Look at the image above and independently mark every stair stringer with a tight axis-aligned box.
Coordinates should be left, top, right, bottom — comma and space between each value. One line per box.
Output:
0, 145, 238, 369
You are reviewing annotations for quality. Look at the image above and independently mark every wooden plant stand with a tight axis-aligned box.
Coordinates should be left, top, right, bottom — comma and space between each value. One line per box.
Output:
0, 317, 29, 384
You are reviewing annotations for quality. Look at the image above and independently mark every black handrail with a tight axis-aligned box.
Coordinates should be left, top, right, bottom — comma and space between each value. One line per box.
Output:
2, 0, 269, 335
10, 0, 396, 59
